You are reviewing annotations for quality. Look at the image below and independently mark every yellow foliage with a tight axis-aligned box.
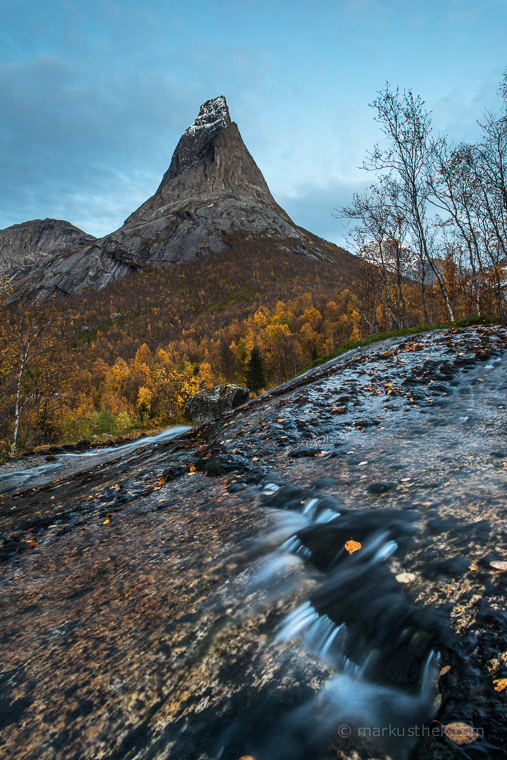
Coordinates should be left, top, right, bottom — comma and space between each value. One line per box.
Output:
136, 386, 153, 416
254, 308, 268, 327
134, 343, 152, 366
198, 361, 215, 389
112, 357, 130, 388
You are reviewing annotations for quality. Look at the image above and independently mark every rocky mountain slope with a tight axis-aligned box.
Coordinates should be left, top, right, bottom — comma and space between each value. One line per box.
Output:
21, 96, 346, 300
0, 219, 96, 278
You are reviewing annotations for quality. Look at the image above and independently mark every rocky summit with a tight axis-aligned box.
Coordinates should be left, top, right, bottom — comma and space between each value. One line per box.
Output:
157, 95, 232, 188
0, 219, 96, 279
20, 96, 339, 300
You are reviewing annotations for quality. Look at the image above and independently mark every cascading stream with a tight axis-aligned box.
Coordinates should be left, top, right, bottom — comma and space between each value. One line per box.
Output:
0, 425, 190, 494
215, 482, 448, 760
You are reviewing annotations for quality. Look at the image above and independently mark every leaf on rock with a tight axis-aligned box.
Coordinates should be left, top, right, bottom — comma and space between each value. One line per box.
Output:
28, 539, 37, 549
188, 465, 196, 472
396, 572, 416, 583
493, 678, 507, 692
490, 561, 507, 571
439, 665, 451, 676
114, 484, 120, 492
345, 540, 361, 554
442, 722, 481, 745
103, 519, 110, 524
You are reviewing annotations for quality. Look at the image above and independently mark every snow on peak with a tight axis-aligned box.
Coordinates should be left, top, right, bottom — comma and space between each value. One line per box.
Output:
161, 96, 232, 185
193, 96, 230, 130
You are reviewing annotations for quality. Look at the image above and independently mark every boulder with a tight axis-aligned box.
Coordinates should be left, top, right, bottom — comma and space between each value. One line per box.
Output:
185, 384, 250, 424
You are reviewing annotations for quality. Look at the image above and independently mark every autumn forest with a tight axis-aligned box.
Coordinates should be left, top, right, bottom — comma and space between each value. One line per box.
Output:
1, 75, 507, 459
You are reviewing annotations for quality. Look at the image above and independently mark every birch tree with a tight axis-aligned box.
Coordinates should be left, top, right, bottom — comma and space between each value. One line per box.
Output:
362, 84, 455, 322
0, 285, 73, 456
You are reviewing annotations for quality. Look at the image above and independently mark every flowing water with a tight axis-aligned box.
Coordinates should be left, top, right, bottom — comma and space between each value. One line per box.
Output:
0, 426, 190, 494
2, 327, 507, 760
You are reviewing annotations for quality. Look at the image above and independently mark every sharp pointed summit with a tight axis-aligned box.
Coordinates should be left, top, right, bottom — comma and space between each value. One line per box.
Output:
159, 96, 232, 187
14, 97, 343, 299
125, 95, 276, 225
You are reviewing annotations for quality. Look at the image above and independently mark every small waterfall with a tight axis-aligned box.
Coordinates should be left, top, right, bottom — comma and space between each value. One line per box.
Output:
217, 481, 446, 760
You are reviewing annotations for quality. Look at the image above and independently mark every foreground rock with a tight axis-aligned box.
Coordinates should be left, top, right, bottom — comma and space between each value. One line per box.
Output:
185, 383, 250, 423
0, 219, 96, 278
20, 96, 344, 300
2, 325, 507, 759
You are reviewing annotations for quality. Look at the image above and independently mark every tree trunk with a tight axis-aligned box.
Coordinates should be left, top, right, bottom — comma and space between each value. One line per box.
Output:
11, 351, 28, 457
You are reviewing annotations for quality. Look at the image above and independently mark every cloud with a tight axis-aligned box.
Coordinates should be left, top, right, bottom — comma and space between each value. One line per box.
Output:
276, 177, 370, 249
2, 0, 506, 245
0, 39, 280, 236
0, 53, 193, 232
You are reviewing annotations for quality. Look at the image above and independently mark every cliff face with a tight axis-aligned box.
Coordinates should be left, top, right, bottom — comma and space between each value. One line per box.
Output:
21, 97, 340, 300
125, 121, 277, 224
0, 219, 96, 278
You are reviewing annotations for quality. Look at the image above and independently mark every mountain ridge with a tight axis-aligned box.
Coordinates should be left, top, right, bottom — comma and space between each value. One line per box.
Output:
0, 218, 96, 278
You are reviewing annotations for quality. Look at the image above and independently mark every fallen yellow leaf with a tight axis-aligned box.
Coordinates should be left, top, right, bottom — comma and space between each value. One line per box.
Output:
441, 722, 481, 745
114, 484, 120, 491
189, 465, 196, 472
494, 678, 507, 692
440, 665, 451, 676
103, 519, 110, 524
345, 540, 361, 554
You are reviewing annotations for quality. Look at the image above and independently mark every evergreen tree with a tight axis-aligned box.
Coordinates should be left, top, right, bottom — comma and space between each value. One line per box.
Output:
245, 346, 266, 393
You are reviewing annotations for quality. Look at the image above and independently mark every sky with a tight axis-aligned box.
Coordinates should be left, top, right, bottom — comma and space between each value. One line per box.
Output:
1, 0, 506, 247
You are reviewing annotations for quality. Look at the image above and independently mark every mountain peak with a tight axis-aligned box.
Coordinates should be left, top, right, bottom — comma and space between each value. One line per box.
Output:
158, 96, 231, 189
126, 96, 274, 223
19, 96, 344, 300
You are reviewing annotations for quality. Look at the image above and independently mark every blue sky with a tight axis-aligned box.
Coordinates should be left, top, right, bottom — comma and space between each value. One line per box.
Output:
1, 0, 506, 246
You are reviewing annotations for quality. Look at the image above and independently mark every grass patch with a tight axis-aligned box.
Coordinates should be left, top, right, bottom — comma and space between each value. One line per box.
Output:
206, 285, 258, 313
68, 309, 143, 348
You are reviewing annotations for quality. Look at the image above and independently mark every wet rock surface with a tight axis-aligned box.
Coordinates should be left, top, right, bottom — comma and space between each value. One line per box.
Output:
2, 326, 507, 759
